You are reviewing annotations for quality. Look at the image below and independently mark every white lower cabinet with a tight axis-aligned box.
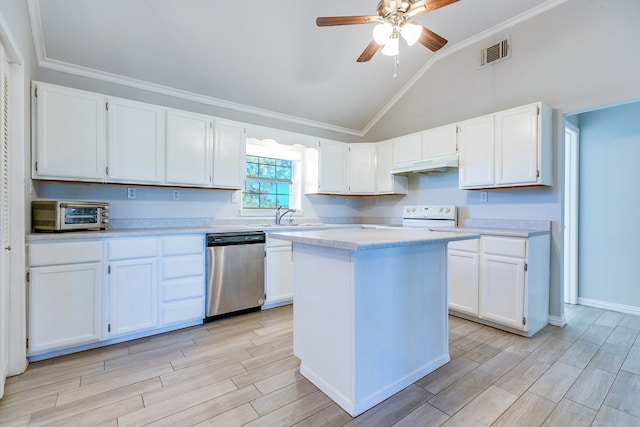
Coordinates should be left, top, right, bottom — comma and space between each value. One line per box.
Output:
264, 237, 293, 308
447, 234, 550, 337
160, 235, 205, 325
28, 241, 104, 355
447, 238, 479, 316
28, 233, 206, 359
107, 238, 159, 337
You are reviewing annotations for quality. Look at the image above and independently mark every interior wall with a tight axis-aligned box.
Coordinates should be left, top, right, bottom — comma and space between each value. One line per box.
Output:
576, 101, 640, 312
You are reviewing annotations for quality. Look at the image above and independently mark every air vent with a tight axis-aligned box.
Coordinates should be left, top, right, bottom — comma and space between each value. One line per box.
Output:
480, 37, 510, 68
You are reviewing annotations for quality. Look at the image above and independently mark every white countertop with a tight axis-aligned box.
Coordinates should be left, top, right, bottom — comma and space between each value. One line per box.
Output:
270, 228, 480, 251
429, 226, 550, 238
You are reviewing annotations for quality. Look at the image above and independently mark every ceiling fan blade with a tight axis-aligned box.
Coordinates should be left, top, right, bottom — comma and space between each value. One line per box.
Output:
408, 0, 460, 17
357, 40, 381, 62
316, 16, 378, 26
418, 26, 448, 51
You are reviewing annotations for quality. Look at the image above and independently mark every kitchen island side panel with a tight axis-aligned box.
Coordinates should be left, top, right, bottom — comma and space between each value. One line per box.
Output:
291, 241, 450, 416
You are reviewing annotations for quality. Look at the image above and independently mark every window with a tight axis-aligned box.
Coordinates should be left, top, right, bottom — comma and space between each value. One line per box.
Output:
242, 138, 303, 213
243, 155, 292, 209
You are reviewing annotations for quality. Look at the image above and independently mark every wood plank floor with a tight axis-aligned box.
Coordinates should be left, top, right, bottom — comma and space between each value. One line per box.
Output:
2, 304, 640, 426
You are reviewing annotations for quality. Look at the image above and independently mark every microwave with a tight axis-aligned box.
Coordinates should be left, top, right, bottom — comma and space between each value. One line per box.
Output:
32, 201, 110, 232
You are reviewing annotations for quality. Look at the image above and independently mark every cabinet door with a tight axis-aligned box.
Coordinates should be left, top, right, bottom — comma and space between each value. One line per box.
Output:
29, 262, 103, 354
391, 132, 422, 168
422, 123, 458, 159
480, 253, 526, 330
213, 121, 245, 189
265, 244, 293, 305
33, 83, 105, 181
495, 103, 540, 186
106, 97, 165, 184
448, 249, 479, 316
376, 140, 408, 195
458, 114, 494, 189
318, 140, 347, 194
165, 109, 212, 186
348, 143, 376, 194
108, 258, 158, 336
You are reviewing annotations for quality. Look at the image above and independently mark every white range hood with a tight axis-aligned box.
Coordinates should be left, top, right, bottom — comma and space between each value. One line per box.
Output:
390, 154, 459, 175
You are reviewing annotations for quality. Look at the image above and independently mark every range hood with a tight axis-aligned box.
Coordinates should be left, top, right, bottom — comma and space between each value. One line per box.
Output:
390, 154, 459, 175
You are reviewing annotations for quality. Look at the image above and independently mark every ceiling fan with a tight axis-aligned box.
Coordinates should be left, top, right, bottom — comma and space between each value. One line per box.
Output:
316, 0, 459, 62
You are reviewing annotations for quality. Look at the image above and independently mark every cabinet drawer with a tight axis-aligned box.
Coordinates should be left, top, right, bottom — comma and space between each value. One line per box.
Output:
161, 300, 203, 325
108, 238, 158, 260
29, 241, 103, 266
162, 235, 204, 256
162, 255, 204, 279
162, 277, 204, 302
482, 237, 526, 258
448, 238, 479, 252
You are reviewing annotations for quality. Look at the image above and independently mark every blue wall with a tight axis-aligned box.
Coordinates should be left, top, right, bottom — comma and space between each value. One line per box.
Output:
578, 101, 640, 309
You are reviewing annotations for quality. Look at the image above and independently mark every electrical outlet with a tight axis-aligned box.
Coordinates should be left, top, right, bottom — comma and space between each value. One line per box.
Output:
480, 191, 488, 202
172, 190, 181, 201
127, 187, 136, 199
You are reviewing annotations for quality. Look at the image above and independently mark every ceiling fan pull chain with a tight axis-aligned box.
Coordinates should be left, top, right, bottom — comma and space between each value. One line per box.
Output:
393, 53, 399, 79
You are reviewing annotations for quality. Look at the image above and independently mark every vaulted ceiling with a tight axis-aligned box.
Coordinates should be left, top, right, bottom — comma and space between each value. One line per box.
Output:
28, 0, 561, 136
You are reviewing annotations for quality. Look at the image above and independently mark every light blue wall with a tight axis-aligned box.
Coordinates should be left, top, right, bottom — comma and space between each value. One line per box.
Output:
577, 101, 640, 309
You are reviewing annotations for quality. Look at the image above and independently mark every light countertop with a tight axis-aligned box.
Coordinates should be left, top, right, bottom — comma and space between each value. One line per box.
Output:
270, 228, 480, 252
429, 226, 550, 238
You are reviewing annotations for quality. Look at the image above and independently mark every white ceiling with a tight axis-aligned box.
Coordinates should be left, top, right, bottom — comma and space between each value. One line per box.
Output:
28, 0, 562, 136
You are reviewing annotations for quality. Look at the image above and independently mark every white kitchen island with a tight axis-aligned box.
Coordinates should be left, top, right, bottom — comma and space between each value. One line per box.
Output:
270, 228, 479, 417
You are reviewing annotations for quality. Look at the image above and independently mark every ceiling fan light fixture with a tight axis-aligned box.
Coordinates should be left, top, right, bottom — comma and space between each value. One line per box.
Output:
372, 22, 393, 45
381, 37, 399, 56
401, 22, 422, 46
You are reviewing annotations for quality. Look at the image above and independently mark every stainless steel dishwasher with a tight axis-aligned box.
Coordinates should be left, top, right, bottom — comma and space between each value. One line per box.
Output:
205, 231, 266, 320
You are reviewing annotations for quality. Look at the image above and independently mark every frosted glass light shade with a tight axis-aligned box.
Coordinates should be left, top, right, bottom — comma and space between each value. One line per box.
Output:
401, 22, 422, 46
381, 37, 399, 56
372, 22, 393, 45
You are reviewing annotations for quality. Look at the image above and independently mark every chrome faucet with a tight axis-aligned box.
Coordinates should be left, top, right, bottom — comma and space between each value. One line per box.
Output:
275, 206, 297, 225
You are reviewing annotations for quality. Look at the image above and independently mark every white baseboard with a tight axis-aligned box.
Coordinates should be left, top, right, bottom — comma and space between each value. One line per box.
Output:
578, 297, 640, 316
548, 315, 566, 327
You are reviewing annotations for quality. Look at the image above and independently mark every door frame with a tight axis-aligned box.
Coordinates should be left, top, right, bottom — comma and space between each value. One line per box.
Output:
563, 121, 579, 305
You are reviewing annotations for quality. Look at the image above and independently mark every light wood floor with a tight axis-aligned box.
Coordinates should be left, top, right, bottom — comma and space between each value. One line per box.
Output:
2, 304, 640, 426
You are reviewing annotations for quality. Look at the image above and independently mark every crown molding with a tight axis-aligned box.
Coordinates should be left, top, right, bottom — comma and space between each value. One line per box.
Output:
27, 0, 567, 139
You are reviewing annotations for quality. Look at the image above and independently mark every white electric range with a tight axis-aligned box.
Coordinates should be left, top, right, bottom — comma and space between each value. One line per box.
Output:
402, 205, 457, 229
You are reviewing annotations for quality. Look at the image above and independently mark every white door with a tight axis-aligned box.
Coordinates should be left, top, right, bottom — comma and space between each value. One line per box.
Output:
108, 258, 158, 337
348, 143, 376, 194
165, 109, 212, 186
318, 140, 347, 194
33, 82, 106, 181
212, 120, 245, 189
448, 250, 479, 315
480, 254, 526, 330
495, 103, 540, 186
0, 45, 9, 397
106, 97, 164, 183
29, 263, 103, 354
458, 114, 494, 188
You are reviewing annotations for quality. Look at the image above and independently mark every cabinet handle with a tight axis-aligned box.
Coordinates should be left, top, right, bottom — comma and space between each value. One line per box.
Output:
4, 245, 10, 251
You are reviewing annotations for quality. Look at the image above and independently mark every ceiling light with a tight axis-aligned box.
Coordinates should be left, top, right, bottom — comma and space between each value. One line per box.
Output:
372, 22, 393, 45
400, 22, 422, 46
381, 37, 399, 56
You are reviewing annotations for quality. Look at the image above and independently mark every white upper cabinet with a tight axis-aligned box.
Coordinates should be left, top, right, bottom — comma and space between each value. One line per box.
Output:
348, 143, 376, 194
106, 97, 165, 184
317, 139, 348, 194
458, 114, 495, 188
422, 123, 458, 159
391, 132, 422, 169
165, 109, 213, 186
376, 140, 408, 195
212, 120, 245, 189
33, 82, 106, 181
459, 102, 552, 189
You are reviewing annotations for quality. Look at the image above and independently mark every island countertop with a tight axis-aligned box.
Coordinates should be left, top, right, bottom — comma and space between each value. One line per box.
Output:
270, 228, 480, 251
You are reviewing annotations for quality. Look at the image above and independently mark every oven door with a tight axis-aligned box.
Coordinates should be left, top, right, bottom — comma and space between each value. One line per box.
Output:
59, 205, 103, 230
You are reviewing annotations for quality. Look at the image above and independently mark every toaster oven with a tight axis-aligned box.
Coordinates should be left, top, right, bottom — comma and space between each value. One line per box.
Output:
32, 201, 110, 232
